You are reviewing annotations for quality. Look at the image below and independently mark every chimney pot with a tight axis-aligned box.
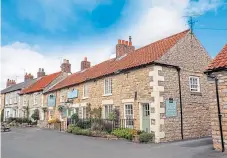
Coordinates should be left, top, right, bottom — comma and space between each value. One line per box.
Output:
122, 40, 125, 45
118, 39, 121, 44
81, 57, 90, 71
61, 59, 71, 73
126, 41, 129, 46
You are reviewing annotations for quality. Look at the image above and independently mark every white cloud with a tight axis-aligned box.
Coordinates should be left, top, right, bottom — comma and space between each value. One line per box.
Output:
1, 42, 113, 89
1, 0, 224, 90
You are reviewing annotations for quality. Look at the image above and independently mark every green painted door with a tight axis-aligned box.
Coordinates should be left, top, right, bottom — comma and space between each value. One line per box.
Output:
142, 103, 150, 132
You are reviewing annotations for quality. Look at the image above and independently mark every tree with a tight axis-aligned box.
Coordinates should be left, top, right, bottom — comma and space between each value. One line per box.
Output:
31, 109, 40, 121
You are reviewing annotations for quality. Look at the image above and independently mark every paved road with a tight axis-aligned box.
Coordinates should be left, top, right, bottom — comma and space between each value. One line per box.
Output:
1, 128, 226, 158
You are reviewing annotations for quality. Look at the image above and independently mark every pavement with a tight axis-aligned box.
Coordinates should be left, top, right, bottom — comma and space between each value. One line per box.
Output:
1, 128, 227, 158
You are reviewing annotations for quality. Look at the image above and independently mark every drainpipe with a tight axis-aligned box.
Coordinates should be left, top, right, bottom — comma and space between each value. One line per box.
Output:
207, 74, 225, 152
214, 77, 225, 152
177, 68, 184, 140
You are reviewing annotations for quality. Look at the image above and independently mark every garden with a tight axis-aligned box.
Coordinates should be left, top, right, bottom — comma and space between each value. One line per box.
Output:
66, 107, 154, 143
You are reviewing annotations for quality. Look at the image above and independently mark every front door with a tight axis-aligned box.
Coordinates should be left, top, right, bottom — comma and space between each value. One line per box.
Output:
142, 103, 150, 132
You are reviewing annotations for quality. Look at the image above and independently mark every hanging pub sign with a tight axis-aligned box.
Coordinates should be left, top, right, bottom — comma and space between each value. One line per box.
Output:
165, 98, 177, 117
67, 89, 78, 99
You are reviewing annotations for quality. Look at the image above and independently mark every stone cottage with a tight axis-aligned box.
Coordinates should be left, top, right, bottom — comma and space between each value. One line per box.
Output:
20, 60, 71, 120
46, 29, 212, 143
1, 75, 37, 120
206, 43, 227, 151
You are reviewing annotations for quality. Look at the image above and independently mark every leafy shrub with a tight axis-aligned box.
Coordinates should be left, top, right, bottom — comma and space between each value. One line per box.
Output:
72, 126, 92, 136
6, 117, 31, 124
91, 121, 104, 131
71, 113, 79, 123
80, 129, 92, 136
111, 128, 135, 140
31, 109, 40, 121
76, 120, 91, 129
67, 124, 76, 133
139, 132, 154, 143
72, 127, 82, 135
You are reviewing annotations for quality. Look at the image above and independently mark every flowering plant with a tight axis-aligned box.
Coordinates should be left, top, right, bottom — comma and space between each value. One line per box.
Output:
48, 118, 61, 124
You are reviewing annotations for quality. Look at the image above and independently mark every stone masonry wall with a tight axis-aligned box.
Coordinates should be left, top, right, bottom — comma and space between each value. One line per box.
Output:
45, 66, 153, 130
208, 71, 227, 151
158, 32, 212, 142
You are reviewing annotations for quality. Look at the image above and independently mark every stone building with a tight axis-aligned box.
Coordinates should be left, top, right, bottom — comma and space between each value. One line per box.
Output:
20, 60, 71, 121
1, 75, 37, 120
45, 30, 212, 143
206, 43, 227, 151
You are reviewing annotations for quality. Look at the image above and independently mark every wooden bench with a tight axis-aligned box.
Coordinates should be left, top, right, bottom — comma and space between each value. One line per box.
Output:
1, 124, 10, 132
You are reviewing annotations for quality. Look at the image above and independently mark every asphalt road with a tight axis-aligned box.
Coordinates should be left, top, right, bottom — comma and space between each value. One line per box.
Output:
1, 128, 226, 158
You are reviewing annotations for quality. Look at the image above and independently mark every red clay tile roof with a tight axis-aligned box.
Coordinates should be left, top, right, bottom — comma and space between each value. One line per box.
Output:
21, 72, 61, 94
207, 43, 227, 70
48, 30, 189, 92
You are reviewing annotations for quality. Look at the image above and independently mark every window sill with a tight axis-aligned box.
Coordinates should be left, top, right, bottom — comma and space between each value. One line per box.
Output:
190, 92, 202, 96
102, 93, 112, 97
82, 97, 89, 100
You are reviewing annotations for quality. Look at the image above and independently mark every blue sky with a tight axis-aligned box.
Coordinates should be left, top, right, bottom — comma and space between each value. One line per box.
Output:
1, 0, 227, 89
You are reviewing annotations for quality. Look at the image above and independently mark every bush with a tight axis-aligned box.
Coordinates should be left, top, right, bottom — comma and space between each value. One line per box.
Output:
72, 126, 82, 135
67, 124, 76, 133
111, 128, 135, 140
72, 126, 92, 136
91, 121, 104, 131
139, 132, 154, 143
48, 118, 60, 124
6, 117, 32, 124
76, 120, 91, 129
31, 109, 40, 121
71, 113, 79, 123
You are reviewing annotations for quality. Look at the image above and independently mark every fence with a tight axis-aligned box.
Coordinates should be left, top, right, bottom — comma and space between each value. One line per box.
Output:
67, 118, 136, 131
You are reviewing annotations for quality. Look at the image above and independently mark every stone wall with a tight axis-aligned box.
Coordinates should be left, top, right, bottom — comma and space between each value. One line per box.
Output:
160, 67, 211, 142
208, 71, 227, 151
45, 66, 153, 130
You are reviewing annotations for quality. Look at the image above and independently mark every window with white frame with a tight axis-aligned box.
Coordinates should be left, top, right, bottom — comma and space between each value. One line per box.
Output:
189, 76, 200, 92
124, 104, 133, 128
104, 104, 113, 119
83, 84, 88, 98
104, 78, 112, 95
5, 95, 9, 105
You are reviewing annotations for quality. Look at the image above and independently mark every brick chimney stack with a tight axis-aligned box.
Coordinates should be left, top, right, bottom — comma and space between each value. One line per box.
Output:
37, 68, 45, 78
61, 59, 71, 73
116, 36, 135, 58
24, 73, 34, 82
81, 57, 91, 71
6, 79, 16, 87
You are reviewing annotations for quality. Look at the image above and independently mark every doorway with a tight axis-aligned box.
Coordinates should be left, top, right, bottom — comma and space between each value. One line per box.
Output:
142, 103, 150, 132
